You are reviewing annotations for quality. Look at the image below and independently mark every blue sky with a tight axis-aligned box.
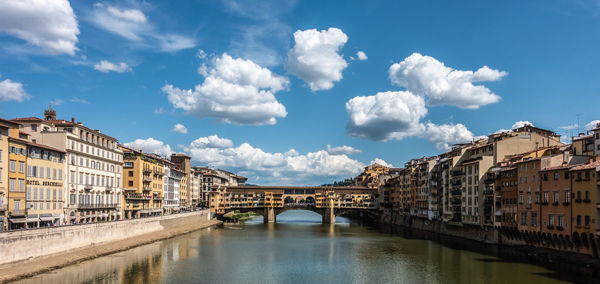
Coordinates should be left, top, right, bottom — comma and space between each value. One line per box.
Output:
0, 0, 599, 185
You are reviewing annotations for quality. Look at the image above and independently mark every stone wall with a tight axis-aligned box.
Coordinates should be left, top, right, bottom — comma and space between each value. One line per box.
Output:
0, 210, 211, 265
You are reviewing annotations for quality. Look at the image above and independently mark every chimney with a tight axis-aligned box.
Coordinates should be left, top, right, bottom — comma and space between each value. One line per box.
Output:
71, 117, 75, 123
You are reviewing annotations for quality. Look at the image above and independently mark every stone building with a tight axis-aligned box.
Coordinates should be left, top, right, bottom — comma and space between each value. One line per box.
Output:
120, 146, 165, 219
13, 107, 123, 224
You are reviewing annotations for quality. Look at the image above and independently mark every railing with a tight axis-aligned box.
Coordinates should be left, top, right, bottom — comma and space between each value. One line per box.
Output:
84, 184, 93, 190
547, 224, 554, 229
143, 176, 152, 182
124, 193, 152, 200
552, 201, 559, 206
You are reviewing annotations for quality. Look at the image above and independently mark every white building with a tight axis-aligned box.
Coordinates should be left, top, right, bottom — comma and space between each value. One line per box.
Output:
164, 164, 182, 213
13, 107, 123, 224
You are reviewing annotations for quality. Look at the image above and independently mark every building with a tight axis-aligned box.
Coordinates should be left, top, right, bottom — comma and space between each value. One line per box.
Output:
540, 164, 574, 237
572, 133, 595, 156
25, 142, 66, 227
5, 128, 29, 229
164, 162, 183, 213
190, 168, 202, 208
570, 159, 600, 253
121, 146, 165, 219
13, 106, 123, 224
498, 165, 518, 228
170, 154, 191, 210
591, 123, 600, 156
415, 157, 437, 219
355, 163, 391, 188
0, 119, 21, 230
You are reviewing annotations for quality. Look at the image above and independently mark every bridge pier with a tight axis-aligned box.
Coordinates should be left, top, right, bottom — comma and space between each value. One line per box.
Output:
322, 208, 335, 224
264, 207, 276, 223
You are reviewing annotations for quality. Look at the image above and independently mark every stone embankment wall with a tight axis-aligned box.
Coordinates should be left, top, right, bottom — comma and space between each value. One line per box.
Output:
0, 210, 211, 265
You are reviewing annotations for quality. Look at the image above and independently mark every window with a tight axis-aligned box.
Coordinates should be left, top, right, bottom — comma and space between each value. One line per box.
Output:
59, 169, 63, 180
40, 188, 44, 199
558, 215, 565, 227
9, 160, 15, 172
33, 188, 38, 200
27, 165, 31, 177
553, 172, 559, 180
519, 194, 524, 204
585, 191, 590, 200
46, 188, 50, 201
548, 215, 554, 226
531, 212, 537, 227
577, 215, 582, 226
39, 166, 44, 178
585, 216, 590, 227
521, 212, 527, 225
553, 191, 559, 203
564, 171, 569, 179
18, 179, 24, 192
53, 169, 57, 180
128, 171, 133, 177
26, 187, 31, 200
32, 166, 37, 177
564, 191, 570, 203
46, 167, 50, 179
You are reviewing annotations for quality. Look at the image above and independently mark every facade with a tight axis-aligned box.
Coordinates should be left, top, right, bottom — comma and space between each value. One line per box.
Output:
25, 142, 66, 227
163, 163, 182, 213
0, 119, 21, 230
570, 160, 600, 253
516, 158, 541, 232
170, 154, 191, 210
121, 147, 165, 219
572, 134, 595, 156
13, 107, 123, 224
498, 165, 518, 228
6, 130, 29, 229
540, 165, 573, 236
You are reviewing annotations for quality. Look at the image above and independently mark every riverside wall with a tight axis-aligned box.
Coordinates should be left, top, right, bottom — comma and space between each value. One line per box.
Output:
0, 210, 211, 265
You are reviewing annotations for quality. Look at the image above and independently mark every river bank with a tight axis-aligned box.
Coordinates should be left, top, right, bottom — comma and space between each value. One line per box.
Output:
0, 214, 221, 283
381, 220, 600, 283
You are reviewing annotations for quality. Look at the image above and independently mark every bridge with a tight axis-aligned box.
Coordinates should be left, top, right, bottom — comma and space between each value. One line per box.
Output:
208, 186, 379, 223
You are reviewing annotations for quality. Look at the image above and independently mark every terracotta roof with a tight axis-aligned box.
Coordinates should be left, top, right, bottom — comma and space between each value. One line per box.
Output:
540, 164, 575, 172
11, 117, 42, 122
570, 160, 600, 171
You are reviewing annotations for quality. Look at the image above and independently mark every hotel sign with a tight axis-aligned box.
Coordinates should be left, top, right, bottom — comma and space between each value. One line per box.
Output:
26, 180, 63, 187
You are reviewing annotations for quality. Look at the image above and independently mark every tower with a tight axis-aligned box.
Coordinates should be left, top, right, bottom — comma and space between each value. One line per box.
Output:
44, 104, 56, 121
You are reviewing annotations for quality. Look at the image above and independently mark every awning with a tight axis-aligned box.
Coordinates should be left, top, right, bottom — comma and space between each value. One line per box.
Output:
10, 217, 40, 223
40, 217, 54, 222
101, 214, 108, 217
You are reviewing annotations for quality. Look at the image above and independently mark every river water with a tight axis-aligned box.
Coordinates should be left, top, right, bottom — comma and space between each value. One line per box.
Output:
15, 210, 574, 284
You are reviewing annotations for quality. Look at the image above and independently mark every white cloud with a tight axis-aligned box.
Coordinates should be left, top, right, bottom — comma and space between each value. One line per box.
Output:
558, 124, 578, 130
326, 145, 362, 155
90, 3, 194, 52
182, 138, 365, 185
0, 0, 79, 55
345, 91, 427, 141
50, 98, 64, 106
389, 53, 506, 109
424, 122, 475, 150
94, 60, 132, 73
172, 123, 188, 134
356, 51, 367, 61
189, 135, 234, 148
153, 107, 165, 114
345, 90, 477, 149
511, 120, 534, 129
70, 97, 89, 104
370, 158, 393, 168
286, 27, 348, 91
163, 53, 289, 125
123, 138, 173, 157
196, 49, 207, 59
586, 120, 600, 131
0, 79, 31, 102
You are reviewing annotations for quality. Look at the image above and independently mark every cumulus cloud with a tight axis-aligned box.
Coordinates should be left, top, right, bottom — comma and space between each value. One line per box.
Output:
389, 53, 506, 109
94, 60, 132, 73
345, 90, 477, 149
123, 138, 173, 157
172, 123, 188, 134
424, 122, 475, 150
0, 79, 31, 102
370, 158, 393, 168
511, 120, 533, 129
177, 136, 365, 185
326, 145, 362, 155
163, 53, 289, 125
345, 91, 427, 141
90, 3, 194, 52
189, 135, 234, 148
356, 51, 367, 61
586, 120, 600, 131
0, 0, 79, 55
286, 27, 348, 91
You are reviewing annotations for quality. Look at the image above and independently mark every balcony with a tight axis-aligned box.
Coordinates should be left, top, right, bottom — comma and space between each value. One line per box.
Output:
153, 169, 164, 175
84, 184, 93, 190
143, 176, 152, 183
124, 193, 152, 200
584, 199, 591, 203
547, 224, 554, 229
575, 198, 582, 203
552, 201, 559, 206
483, 189, 494, 195
562, 201, 570, 206
78, 203, 118, 209
451, 180, 462, 187
143, 187, 152, 192
451, 189, 462, 195
143, 168, 152, 174
556, 226, 564, 231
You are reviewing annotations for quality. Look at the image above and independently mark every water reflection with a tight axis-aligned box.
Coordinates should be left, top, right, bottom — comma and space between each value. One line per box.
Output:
15, 210, 570, 284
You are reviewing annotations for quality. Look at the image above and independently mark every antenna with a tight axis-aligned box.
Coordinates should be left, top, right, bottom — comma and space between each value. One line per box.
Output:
576, 113, 583, 134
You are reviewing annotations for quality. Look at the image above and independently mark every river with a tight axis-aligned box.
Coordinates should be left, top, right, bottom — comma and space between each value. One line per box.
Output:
13, 210, 575, 284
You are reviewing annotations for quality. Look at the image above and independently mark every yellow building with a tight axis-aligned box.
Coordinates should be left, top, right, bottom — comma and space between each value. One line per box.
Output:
0, 119, 22, 231
121, 146, 164, 219
25, 142, 66, 227
570, 159, 600, 253
6, 128, 29, 229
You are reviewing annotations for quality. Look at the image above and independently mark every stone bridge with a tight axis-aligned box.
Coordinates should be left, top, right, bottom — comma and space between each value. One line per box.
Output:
209, 186, 379, 223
